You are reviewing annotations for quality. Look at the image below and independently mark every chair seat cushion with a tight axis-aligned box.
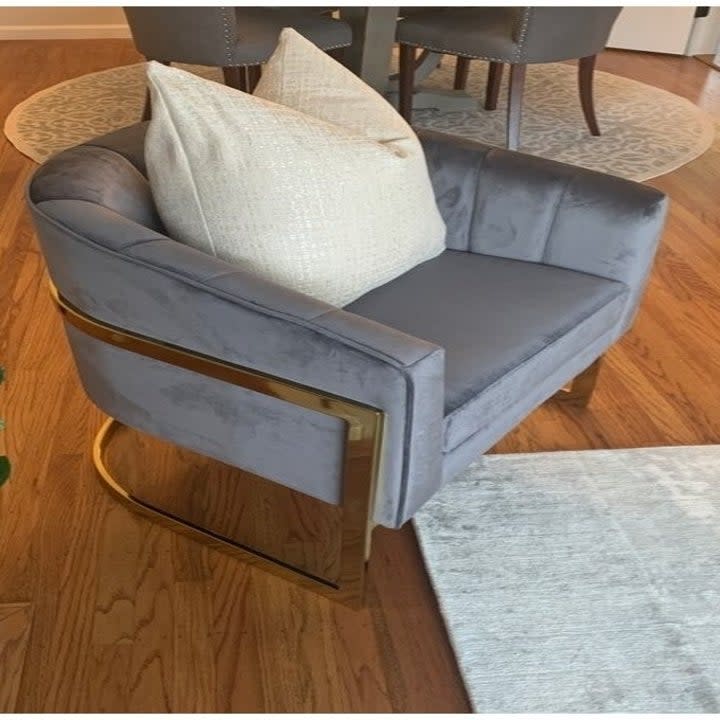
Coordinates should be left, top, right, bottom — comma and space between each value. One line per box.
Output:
395, 7, 521, 61
230, 8, 352, 65
346, 250, 627, 451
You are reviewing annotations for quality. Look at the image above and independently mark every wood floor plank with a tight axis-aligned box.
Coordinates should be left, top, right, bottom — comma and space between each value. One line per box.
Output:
209, 556, 267, 712
126, 525, 175, 713
79, 644, 132, 713
0, 603, 33, 712
0, 40, 718, 712
92, 504, 143, 646
173, 581, 216, 712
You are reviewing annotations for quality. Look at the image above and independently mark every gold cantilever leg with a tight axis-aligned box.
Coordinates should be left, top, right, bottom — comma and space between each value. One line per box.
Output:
552, 357, 603, 408
51, 283, 384, 609
93, 417, 373, 607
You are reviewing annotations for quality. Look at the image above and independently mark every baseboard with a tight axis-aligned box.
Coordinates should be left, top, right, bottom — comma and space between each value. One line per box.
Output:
695, 54, 720, 72
0, 24, 131, 40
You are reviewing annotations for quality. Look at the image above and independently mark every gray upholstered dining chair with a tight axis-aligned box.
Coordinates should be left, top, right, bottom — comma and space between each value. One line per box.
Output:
27, 123, 667, 607
396, 7, 622, 150
123, 7, 351, 116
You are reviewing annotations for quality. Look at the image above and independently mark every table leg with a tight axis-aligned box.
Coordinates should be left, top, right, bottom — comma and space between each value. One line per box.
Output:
339, 7, 398, 92
387, 51, 478, 113
339, 7, 478, 114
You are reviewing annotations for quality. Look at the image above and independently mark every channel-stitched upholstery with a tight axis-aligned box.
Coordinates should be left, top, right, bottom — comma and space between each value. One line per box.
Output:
27, 123, 667, 528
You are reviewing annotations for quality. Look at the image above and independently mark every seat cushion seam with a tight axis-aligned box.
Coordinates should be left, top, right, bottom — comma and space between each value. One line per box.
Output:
465, 149, 492, 251
541, 172, 577, 263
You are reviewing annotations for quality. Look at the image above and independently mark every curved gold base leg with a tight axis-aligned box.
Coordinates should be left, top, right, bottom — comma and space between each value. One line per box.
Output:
93, 417, 368, 608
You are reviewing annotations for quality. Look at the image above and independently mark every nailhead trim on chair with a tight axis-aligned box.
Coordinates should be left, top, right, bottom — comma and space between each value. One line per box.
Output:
224, 41, 351, 68
221, 7, 234, 64
399, 41, 513, 64
219, 8, 350, 66
399, 6, 535, 65
513, 7, 532, 63
318, 41, 352, 51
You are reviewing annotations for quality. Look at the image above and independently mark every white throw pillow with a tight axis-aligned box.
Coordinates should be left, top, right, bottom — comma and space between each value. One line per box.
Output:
145, 28, 446, 307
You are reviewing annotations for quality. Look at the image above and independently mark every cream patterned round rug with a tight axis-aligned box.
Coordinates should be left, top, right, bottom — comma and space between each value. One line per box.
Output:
4, 60, 715, 181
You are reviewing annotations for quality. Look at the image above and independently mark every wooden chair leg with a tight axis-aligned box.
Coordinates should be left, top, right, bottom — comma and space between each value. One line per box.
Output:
485, 61, 503, 110
454, 56, 471, 90
141, 59, 170, 121
552, 357, 603, 407
398, 44, 416, 122
578, 54, 601, 136
506, 63, 526, 151
141, 89, 152, 122
222, 66, 249, 92
247, 64, 262, 93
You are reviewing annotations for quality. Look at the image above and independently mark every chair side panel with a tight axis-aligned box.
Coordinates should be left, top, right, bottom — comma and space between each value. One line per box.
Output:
65, 326, 346, 503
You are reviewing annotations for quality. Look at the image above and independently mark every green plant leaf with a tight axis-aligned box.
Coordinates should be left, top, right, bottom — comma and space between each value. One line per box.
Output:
0, 366, 4, 384
0, 456, 9, 487
0, 419, 4, 430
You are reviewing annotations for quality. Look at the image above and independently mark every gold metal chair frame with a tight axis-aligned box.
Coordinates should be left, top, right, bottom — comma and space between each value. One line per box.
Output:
50, 284, 385, 609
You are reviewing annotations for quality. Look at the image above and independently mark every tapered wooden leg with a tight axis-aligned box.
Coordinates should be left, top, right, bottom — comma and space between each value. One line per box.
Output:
398, 44, 416, 122
223, 65, 249, 92
327, 47, 346, 61
454, 56, 471, 90
506, 63, 526, 150
141, 59, 170, 121
578, 54, 601, 136
247, 64, 262, 93
485, 61, 503, 110
552, 357, 603, 407
141, 89, 152, 122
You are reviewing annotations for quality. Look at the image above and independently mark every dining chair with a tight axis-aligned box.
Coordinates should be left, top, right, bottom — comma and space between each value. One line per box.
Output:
123, 7, 352, 118
396, 7, 622, 149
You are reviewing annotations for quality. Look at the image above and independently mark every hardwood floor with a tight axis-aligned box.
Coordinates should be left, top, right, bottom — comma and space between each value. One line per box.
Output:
0, 40, 719, 712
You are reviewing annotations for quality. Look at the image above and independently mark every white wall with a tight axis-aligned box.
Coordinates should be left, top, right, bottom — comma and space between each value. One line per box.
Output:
687, 6, 720, 56
607, 6, 720, 56
608, 7, 697, 55
0, 7, 130, 39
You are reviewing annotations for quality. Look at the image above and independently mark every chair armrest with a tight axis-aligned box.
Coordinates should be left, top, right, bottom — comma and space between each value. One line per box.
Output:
28, 195, 444, 528
420, 129, 668, 329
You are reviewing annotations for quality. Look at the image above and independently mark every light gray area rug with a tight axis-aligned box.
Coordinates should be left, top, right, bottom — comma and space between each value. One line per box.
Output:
4, 60, 715, 181
414, 446, 720, 713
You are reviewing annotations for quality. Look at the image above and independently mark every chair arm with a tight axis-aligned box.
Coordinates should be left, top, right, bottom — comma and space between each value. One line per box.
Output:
420, 129, 668, 330
28, 196, 444, 528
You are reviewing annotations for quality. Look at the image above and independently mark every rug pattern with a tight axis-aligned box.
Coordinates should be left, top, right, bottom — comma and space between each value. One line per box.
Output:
414, 446, 720, 712
4, 60, 715, 181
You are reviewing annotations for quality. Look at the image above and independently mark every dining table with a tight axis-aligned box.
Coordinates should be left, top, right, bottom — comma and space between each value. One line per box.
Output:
338, 7, 478, 113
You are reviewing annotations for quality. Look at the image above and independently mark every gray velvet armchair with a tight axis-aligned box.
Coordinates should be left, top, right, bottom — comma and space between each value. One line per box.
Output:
27, 124, 667, 607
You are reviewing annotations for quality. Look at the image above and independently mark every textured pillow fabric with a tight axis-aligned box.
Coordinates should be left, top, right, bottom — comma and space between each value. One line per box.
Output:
144, 28, 445, 307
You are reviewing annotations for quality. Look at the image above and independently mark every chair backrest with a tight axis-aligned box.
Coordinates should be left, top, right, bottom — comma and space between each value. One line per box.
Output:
123, 7, 236, 66
514, 6, 622, 63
